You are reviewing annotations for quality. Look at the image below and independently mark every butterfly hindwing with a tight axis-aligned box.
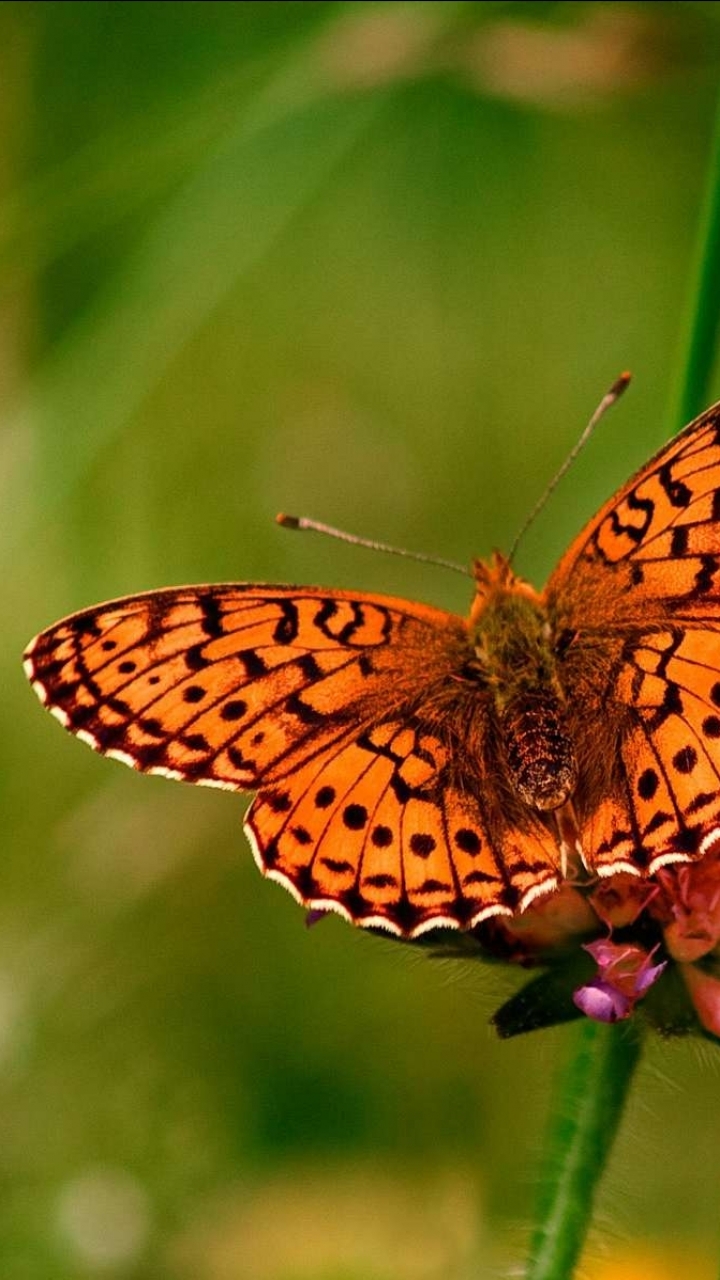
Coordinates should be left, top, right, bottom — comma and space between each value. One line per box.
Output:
246, 717, 560, 935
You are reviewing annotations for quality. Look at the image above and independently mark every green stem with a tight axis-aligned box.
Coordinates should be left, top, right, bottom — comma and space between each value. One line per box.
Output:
525, 1019, 643, 1280
668, 90, 720, 434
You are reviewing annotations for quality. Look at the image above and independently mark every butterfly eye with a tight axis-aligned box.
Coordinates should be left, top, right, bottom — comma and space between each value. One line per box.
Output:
554, 628, 578, 658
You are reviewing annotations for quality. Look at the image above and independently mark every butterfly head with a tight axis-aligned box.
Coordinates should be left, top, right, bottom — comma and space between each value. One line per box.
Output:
470, 551, 542, 619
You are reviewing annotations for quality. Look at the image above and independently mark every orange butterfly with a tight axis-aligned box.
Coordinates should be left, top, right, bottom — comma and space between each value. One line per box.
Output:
24, 397, 720, 939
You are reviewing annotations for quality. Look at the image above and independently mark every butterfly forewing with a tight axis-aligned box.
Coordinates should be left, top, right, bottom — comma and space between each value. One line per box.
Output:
547, 402, 720, 620
25, 585, 455, 780
547, 401, 720, 877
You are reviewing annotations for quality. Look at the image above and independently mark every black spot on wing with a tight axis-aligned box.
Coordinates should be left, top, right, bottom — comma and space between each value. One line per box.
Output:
337, 603, 369, 645
670, 527, 689, 557
313, 599, 338, 639
200, 593, 224, 638
285, 693, 323, 725
390, 774, 412, 804
262, 838, 279, 868
183, 685, 206, 704
454, 828, 482, 855
68, 703, 94, 728
647, 681, 684, 729
139, 717, 165, 738
185, 645, 210, 672
371, 825, 393, 847
145, 597, 168, 644
693, 555, 720, 596
273, 600, 299, 644
107, 695, 131, 717
637, 768, 659, 799
686, 791, 716, 816
264, 789, 292, 813
238, 649, 267, 678
51, 680, 82, 706
597, 827, 634, 856
227, 745, 257, 774
296, 653, 322, 681
609, 490, 654, 549
675, 826, 702, 854
462, 868, 498, 886
343, 804, 368, 830
657, 461, 691, 509
364, 873, 398, 889
320, 856, 354, 874
416, 878, 451, 894
131, 742, 168, 769
70, 614, 102, 638
642, 810, 673, 836
410, 833, 436, 858
672, 745, 698, 774
220, 699, 247, 721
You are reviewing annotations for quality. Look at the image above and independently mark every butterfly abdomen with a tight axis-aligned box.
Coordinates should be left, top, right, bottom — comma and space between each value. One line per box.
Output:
500, 691, 577, 811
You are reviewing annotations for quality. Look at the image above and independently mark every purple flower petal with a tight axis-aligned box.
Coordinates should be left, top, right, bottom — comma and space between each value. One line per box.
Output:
574, 940, 667, 1023
573, 980, 632, 1023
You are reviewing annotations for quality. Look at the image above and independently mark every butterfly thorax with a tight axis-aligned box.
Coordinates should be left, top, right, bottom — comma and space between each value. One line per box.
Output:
470, 552, 578, 813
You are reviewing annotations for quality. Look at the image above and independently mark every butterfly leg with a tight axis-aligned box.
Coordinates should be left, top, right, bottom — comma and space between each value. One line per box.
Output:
554, 800, 584, 880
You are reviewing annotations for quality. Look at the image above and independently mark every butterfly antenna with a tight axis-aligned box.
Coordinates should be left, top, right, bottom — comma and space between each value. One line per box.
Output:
276, 513, 471, 578
507, 371, 632, 566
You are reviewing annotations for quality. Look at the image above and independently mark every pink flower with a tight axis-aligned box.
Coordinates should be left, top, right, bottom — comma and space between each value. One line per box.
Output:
573, 940, 666, 1024
654, 858, 720, 963
680, 963, 720, 1038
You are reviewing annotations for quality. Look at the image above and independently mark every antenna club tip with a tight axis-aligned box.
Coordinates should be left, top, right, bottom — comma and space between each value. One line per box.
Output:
612, 371, 632, 397
276, 512, 300, 529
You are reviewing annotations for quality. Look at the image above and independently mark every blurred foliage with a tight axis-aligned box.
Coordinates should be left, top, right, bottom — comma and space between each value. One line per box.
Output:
3, 3, 720, 1277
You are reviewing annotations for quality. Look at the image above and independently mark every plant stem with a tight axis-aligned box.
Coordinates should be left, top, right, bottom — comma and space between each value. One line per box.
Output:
668, 91, 720, 433
525, 1019, 643, 1280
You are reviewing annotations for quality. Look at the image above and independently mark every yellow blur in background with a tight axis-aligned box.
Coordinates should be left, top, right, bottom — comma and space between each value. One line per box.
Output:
4, 3, 720, 1277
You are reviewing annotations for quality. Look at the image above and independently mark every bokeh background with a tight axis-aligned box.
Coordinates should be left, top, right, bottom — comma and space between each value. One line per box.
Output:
4, 3, 720, 1278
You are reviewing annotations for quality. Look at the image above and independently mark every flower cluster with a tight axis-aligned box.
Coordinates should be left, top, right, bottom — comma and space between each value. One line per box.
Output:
441, 845, 720, 1040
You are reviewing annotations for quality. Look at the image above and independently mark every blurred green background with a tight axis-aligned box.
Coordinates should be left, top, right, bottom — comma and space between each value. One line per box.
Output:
4, 3, 720, 1277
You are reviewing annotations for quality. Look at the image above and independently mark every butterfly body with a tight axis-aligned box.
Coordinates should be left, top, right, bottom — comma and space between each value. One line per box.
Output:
24, 400, 720, 937
469, 552, 577, 813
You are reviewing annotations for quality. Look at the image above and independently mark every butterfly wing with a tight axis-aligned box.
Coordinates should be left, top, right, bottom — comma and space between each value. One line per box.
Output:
546, 401, 720, 876
548, 401, 720, 621
25, 583, 560, 936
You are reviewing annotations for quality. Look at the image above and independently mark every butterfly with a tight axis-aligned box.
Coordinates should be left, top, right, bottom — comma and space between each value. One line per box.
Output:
24, 398, 720, 939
